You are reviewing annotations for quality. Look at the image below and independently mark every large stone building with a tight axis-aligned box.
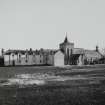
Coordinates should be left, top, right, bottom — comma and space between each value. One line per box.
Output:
59, 36, 103, 66
0, 36, 103, 66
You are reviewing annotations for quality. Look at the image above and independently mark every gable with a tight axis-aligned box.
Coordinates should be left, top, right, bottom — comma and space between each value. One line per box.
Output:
54, 50, 64, 57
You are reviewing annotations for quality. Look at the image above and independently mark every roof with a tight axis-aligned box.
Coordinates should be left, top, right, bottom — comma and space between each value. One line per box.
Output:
73, 48, 84, 54
84, 50, 99, 54
84, 50, 102, 58
4, 50, 26, 55
64, 36, 69, 43
73, 48, 103, 59
4, 49, 58, 55
60, 36, 74, 46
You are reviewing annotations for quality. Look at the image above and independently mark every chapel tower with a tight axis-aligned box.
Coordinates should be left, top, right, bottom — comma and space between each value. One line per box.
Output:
59, 34, 74, 65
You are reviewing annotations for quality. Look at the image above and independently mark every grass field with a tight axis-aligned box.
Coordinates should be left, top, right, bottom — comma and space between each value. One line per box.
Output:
0, 65, 105, 105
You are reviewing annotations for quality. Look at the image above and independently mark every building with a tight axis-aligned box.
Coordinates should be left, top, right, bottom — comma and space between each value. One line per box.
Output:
59, 36, 74, 65
1, 35, 103, 66
54, 50, 64, 66
0, 56, 4, 66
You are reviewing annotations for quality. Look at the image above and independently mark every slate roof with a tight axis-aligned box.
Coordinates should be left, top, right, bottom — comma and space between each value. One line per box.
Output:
4, 50, 26, 55
73, 48, 84, 54
3, 45, 103, 60
60, 36, 74, 45
4, 49, 58, 55
84, 50, 102, 58
64, 36, 69, 43
73, 48, 103, 59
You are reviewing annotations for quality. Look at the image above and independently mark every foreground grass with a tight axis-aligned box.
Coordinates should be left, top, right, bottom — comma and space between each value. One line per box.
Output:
0, 65, 105, 105
0, 81, 105, 105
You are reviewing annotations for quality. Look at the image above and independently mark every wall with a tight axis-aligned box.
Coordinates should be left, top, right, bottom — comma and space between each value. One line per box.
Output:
77, 55, 84, 66
54, 51, 64, 66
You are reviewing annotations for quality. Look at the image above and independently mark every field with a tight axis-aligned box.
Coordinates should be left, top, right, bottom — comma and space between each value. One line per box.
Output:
0, 65, 105, 105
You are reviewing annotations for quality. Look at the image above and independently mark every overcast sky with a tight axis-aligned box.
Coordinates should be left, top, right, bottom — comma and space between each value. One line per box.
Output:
0, 0, 105, 51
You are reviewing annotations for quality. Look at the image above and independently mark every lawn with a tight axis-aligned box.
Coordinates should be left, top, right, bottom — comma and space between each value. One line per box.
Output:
0, 65, 105, 105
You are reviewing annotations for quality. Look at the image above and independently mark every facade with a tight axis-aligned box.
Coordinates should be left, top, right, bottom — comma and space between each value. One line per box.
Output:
0, 36, 103, 67
0, 56, 4, 66
83, 50, 102, 64
54, 50, 64, 66
59, 36, 74, 65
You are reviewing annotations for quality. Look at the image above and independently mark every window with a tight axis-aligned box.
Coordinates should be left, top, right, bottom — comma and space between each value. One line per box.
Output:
19, 59, 21, 63
19, 54, 21, 63
25, 54, 28, 63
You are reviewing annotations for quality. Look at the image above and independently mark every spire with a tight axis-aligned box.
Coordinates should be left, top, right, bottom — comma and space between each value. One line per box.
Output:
64, 32, 69, 43
96, 45, 99, 52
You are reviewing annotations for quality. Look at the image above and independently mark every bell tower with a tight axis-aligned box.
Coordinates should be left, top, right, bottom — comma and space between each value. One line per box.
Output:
59, 33, 74, 65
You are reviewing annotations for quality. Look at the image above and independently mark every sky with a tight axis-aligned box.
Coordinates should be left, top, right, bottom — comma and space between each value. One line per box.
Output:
0, 0, 105, 51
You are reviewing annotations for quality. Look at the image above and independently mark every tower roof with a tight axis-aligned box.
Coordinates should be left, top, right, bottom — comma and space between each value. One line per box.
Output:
59, 33, 74, 46
64, 35, 69, 43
